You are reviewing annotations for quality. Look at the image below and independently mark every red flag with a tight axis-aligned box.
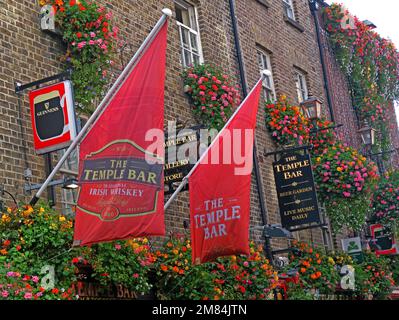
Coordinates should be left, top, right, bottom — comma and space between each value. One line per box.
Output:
73, 21, 168, 246
189, 80, 262, 264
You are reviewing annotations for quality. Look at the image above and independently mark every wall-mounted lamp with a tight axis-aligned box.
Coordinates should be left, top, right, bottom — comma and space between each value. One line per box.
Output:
300, 96, 322, 121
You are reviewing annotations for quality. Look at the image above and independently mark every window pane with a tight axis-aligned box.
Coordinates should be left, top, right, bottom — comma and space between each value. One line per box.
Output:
193, 54, 200, 65
258, 52, 263, 69
264, 75, 272, 89
183, 49, 192, 67
283, 0, 295, 20
175, 4, 190, 26
190, 33, 198, 53
181, 28, 190, 48
188, 7, 197, 31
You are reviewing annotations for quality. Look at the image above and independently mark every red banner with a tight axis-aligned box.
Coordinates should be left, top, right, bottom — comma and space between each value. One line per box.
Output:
189, 80, 262, 264
74, 22, 168, 246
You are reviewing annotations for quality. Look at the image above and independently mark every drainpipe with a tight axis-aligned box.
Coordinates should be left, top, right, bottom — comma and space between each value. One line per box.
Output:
309, 0, 335, 123
228, 0, 273, 262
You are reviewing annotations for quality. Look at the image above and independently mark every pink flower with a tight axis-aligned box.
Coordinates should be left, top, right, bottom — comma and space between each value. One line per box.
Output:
2, 291, 9, 298
90, 32, 96, 38
115, 244, 122, 250
89, 40, 96, 45
133, 273, 139, 278
24, 292, 33, 300
243, 261, 249, 267
343, 192, 351, 198
77, 41, 86, 49
32, 276, 39, 283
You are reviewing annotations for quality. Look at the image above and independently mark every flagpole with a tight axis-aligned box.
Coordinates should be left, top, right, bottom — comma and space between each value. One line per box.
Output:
164, 71, 270, 210
29, 8, 173, 206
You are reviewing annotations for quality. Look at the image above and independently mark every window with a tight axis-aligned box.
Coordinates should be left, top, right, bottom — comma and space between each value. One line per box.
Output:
257, 49, 276, 102
283, 0, 295, 20
175, 0, 203, 67
295, 70, 308, 103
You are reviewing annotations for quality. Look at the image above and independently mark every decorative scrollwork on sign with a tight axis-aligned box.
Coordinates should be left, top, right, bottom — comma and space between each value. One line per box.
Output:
40, 5, 56, 32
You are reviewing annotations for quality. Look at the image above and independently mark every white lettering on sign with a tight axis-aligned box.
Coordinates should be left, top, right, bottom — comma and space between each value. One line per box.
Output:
194, 198, 241, 240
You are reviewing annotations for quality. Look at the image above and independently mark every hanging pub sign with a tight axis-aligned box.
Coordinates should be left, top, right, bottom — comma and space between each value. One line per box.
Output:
370, 224, 399, 255
341, 237, 364, 263
164, 122, 203, 195
29, 80, 77, 154
273, 150, 321, 230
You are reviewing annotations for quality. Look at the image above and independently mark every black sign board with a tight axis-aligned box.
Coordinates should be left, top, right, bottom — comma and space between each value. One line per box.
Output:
164, 123, 204, 195
273, 151, 320, 230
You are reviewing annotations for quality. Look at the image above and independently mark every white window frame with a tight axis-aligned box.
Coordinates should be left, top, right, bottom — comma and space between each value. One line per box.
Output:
257, 49, 276, 102
175, 0, 204, 67
295, 70, 308, 103
283, 0, 296, 21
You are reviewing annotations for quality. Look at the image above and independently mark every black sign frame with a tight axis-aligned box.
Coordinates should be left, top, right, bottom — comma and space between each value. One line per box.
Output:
272, 146, 321, 232
164, 122, 205, 195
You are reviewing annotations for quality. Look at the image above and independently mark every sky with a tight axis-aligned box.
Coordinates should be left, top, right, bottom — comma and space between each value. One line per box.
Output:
325, 0, 399, 126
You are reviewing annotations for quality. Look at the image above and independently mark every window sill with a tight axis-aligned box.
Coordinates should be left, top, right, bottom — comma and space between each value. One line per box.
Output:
256, 0, 270, 9
283, 15, 305, 33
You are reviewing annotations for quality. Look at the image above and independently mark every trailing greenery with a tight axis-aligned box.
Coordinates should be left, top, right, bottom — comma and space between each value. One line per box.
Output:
39, 0, 120, 114
182, 64, 241, 131
323, 3, 399, 156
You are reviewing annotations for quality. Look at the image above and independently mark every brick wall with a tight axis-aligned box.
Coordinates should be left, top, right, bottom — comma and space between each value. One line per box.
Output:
0, 0, 351, 254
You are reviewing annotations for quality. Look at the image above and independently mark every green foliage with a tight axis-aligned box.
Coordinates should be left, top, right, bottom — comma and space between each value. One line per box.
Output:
42, 0, 119, 114
323, 3, 399, 154
285, 242, 395, 300
0, 203, 77, 298
182, 64, 241, 131
370, 170, 399, 232
154, 236, 277, 300
83, 239, 154, 294
312, 142, 378, 231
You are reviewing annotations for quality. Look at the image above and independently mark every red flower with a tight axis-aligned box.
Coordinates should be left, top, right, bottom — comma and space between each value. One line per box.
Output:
3, 240, 11, 247
69, 0, 76, 6
78, 4, 86, 11
238, 285, 246, 294
52, 288, 59, 294
72, 257, 79, 264
76, 32, 82, 38
16, 245, 21, 251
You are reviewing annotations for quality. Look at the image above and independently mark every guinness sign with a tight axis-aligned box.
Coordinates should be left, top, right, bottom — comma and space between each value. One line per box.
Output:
273, 151, 320, 230
29, 80, 77, 154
